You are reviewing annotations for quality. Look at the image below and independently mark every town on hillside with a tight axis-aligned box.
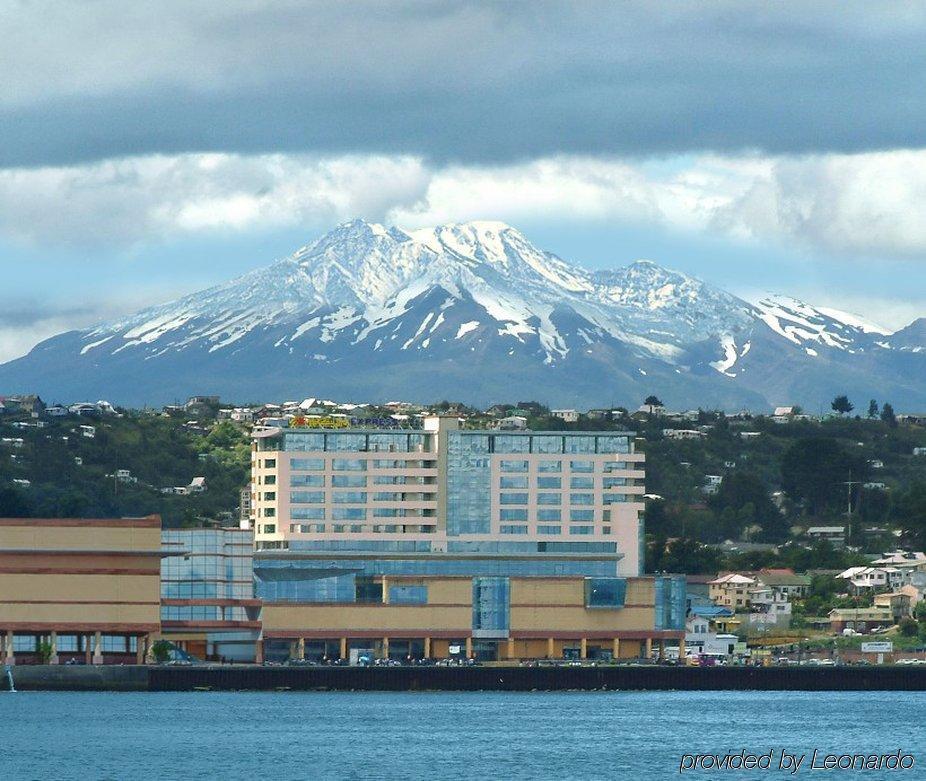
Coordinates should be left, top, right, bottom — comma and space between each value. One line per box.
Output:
2, 390, 926, 666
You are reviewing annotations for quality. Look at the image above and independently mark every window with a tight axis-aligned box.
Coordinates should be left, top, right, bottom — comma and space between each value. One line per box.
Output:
389, 584, 428, 604
537, 476, 562, 489
570, 460, 594, 472
264, 475, 276, 485
585, 577, 627, 608
603, 477, 627, 488
537, 509, 561, 521
564, 436, 596, 454
332, 491, 367, 503
494, 435, 530, 453
537, 525, 561, 535
500, 476, 529, 489
263, 491, 276, 501
570, 476, 594, 489
332, 475, 367, 487
290, 458, 325, 471
292, 474, 325, 487
570, 509, 594, 522
499, 460, 529, 472
500, 524, 528, 534
569, 525, 593, 535
290, 491, 324, 504
332, 508, 366, 521
332, 458, 366, 471
500, 508, 528, 521
537, 493, 561, 505
499, 493, 529, 505
537, 460, 562, 472
570, 493, 594, 505
292, 507, 325, 520
263, 523, 276, 534
263, 458, 276, 468
603, 494, 628, 504
263, 508, 275, 518
533, 437, 563, 454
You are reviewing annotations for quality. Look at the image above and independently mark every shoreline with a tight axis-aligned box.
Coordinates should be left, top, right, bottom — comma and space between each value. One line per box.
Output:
6, 664, 926, 692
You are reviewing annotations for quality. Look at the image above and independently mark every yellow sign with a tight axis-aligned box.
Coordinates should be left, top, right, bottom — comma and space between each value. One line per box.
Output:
290, 416, 350, 429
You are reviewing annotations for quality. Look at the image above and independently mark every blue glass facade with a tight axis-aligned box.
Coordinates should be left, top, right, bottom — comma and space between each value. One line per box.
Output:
254, 554, 620, 602
653, 575, 687, 631
472, 577, 510, 635
160, 529, 254, 623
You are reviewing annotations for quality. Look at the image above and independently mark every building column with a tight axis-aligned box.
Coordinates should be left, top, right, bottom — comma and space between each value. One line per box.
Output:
657, 639, 665, 661
1, 631, 10, 666
255, 639, 264, 665
136, 635, 146, 665
381, 576, 389, 604
612, 637, 621, 660
465, 636, 473, 659
296, 637, 305, 661
507, 637, 515, 661
580, 637, 587, 660
644, 637, 653, 659
547, 637, 555, 658
381, 637, 390, 660
92, 631, 103, 665
339, 637, 348, 660
423, 637, 431, 658
49, 631, 59, 665
84, 634, 92, 664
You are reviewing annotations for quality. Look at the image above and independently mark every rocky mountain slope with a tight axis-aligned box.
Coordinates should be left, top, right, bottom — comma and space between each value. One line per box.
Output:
1, 220, 923, 410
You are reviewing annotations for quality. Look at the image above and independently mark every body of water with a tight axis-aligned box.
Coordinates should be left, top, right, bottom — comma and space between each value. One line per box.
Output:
1, 690, 922, 779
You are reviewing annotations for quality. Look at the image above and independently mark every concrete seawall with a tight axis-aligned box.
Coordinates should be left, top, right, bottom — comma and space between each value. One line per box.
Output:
8, 664, 926, 692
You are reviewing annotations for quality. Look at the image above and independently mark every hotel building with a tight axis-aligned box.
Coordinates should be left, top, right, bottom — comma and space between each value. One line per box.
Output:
251, 416, 646, 576
250, 417, 684, 662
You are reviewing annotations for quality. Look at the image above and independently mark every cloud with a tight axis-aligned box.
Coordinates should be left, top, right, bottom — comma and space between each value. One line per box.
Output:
0, 154, 429, 247
2, 2, 926, 166
5, 148, 926, 259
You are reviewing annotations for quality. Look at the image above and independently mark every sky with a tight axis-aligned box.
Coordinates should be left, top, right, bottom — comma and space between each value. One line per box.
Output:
2, 1, 926, 362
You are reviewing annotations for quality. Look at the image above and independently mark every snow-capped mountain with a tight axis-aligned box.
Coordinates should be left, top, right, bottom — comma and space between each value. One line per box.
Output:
1, 219, 924, 409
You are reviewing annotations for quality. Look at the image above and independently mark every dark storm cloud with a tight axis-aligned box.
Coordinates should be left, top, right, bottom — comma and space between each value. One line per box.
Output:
2, 1, 926, 166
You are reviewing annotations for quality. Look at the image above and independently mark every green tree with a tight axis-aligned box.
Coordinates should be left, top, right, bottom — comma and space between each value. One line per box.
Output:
880, 402, 897, 427
831, 395, 854, 415
708, 472, 787, 542
781, 437, 868, 516
896, 482, 926, 549
151, 640, 173, 664
0, 487, 34, 517
37, 641, 54, 664
867, 399, 879, 419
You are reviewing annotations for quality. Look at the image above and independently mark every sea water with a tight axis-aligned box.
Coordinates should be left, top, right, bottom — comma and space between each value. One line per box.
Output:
1, 690, 923, 779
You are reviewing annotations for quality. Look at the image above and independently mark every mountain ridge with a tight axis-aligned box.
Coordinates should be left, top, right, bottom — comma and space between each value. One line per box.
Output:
1, 219, 923, 410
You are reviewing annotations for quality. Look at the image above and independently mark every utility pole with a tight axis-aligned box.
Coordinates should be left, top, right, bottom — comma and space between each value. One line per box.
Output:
841, 472, 862, 544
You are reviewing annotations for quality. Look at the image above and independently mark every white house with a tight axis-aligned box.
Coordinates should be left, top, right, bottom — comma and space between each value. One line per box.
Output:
551, 409, 579, 423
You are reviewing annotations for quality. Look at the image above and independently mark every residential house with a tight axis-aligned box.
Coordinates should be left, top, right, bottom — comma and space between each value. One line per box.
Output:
702, 474, 723, 495
663, 429, 706, 441
873, 592, 914, 622
708, 573, 755, 610
806, 526, 846, 548
551, 409, 579, 423
828, 606, 893, 634
496, 415, 528, 431
188, 477, 207, 493
837, 566, 905, 593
